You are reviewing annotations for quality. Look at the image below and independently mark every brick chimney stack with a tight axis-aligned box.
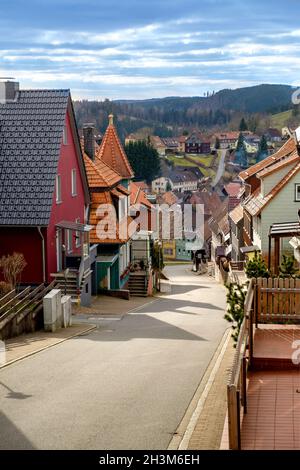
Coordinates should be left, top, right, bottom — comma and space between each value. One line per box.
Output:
83, 124, 95, 160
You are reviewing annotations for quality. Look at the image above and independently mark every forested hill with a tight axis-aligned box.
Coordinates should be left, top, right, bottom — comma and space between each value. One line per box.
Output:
73, 84, 295, 140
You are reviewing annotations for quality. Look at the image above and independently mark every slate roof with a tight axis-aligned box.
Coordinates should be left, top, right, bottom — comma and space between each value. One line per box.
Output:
0, 89, 75, 226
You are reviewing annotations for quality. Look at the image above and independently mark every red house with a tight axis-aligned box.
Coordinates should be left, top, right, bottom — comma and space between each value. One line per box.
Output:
0, 81, 92, 303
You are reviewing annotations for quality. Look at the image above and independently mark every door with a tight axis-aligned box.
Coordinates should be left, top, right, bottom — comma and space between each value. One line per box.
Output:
56, 229, 63, 272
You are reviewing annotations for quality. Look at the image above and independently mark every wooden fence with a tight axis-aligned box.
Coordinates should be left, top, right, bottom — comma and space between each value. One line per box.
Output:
0, 281, 57, 340
256, 277, 300, 324
227, 276, 300, 449
227, 278, 254, 450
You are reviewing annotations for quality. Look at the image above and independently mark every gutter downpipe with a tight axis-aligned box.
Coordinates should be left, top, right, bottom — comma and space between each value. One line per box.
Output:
38, 227, 46, 283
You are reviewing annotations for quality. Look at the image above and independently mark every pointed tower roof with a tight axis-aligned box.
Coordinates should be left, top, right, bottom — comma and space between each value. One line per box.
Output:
97, 114, 134, 179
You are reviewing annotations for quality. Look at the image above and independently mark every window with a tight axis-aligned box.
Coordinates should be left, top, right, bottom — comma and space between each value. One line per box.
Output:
62, 125, 68, 145
56, 175, 62, 203
295, 184, 300, 201
71, 169, 77, 196
66, 229, 72, 253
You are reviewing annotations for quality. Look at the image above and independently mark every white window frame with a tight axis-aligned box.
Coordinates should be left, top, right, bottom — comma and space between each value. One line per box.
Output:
56, 175, 62, 203
295, 184, 300, 202
71, 169, 77, 196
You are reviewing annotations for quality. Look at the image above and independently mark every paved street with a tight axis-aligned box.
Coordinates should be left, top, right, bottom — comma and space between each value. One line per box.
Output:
0, 265, 228, 450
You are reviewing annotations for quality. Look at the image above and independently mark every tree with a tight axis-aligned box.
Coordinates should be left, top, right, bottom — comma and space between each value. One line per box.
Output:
182, 130, 189, 136
257, 134, 268, 162
0, 252, 27, 289
125, 140, 161, 183
279, 254, 299, 278
215, 137, 220, 149
225, 282, 248, 345
166, 180, 172, 192
235, 132, 248, 168
239, 117, 248, 131
245, 252, 270, 279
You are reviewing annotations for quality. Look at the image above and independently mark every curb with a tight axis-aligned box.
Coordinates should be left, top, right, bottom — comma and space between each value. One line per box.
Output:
0, 324, 96, 370
168, 327, 232, 450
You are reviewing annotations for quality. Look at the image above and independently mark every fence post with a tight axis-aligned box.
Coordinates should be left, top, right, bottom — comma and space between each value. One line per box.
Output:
227, 384, 240, 450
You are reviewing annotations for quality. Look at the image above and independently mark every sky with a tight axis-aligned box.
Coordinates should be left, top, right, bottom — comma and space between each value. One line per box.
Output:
1, 0, 300, 100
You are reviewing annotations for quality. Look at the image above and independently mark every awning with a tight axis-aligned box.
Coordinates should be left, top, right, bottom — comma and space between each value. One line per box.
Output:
269, 221, 300, 238
56, 221, 93, 232
240, 245, 260, 254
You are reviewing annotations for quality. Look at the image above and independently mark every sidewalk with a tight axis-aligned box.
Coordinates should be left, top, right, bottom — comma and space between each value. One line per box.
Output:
169, 328, 236, 450
0, 324, 96, 369
72, 294, 156, 317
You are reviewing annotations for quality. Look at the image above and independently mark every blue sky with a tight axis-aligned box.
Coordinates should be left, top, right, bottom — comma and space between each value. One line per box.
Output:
1, 0, 300, 99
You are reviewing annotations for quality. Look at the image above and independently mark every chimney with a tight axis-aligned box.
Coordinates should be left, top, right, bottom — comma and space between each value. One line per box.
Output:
0, 80, 19, 104
83, 123, 95, 160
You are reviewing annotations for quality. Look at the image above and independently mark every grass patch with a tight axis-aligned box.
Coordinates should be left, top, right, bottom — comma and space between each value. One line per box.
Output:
270, 109, 292, 128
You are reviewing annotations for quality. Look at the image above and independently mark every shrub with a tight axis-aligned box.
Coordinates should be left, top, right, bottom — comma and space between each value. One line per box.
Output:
225, 282, 248, 345
245, 252, 269, 279
0, 281, 13, 296
0, 252, 27, 289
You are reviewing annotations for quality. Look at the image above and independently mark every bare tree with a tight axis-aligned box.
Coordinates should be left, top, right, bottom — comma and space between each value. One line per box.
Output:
0, 253, 27, 289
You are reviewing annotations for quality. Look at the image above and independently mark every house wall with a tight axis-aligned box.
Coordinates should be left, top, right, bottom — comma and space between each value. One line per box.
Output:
0, 227, 45, 284
46, 110, 87, 281
259, 171, 300, 256
261, 163, 296, 197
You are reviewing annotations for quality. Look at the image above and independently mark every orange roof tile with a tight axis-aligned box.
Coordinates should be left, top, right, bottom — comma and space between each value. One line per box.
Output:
89, 191, 132, 244
257, 150, 299, 178
239, 137, 297, 180
229, 204, 244, 224
130, 182, 153, 209
83, 153, 121, 188
97, 115, 134, 179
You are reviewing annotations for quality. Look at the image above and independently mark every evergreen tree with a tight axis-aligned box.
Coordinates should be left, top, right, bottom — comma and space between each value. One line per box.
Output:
215, 137, 220, 149
245, 252, 270, 279
125, 140, 161, 183
235, 132, 248, 168
257, 134, 268, 162
279, 254, 299, 278
239, 117, 248, 131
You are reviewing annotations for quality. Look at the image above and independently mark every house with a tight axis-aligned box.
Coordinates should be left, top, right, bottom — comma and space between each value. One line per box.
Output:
178, 135, 187, 153
125, 133, 144, 145
208, 200, 231, 281
214, 132, 240, 149
223, 181, 244, 211
264, 128, 282, 143
152, 176, 169, 194
185, 131, 211, 154
229, 204, 244, 263
185, 190, 222, 221
169, 170, 198, 192
150, 136, 167, 157
83, 115, 135, 293
133, 181, 150, 194
0, 81, 93, 305
239, 135, 300, 261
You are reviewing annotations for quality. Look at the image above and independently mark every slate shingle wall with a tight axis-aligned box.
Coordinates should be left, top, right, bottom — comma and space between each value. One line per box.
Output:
0, 89, 69, 225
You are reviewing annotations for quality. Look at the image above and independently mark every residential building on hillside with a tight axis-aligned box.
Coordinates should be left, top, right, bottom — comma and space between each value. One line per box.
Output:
239, 135, 300, 261
150, 136, 167, 157
0, 81, 93, 305
214, 131, 240, 149
185, 131, 211, 154
265, 128, 282, 143
169, 170, 198, 192
152, 176, 169, 194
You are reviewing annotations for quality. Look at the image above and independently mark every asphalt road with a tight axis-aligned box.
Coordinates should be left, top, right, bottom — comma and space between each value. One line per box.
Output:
0, 265, 228, 450
212, 149, 227, 187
